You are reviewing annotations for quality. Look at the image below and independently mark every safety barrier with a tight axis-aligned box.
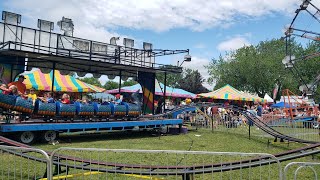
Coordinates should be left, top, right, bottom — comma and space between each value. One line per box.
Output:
284, 162, 320, 180
50, 148, 282, 180
4, 144, 320, 179
266, 118, 320, 142
0, 145, 51, 180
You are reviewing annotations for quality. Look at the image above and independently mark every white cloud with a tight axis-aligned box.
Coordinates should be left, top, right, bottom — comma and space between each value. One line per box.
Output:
3, 0, 300, 33
217, 37, 251, 51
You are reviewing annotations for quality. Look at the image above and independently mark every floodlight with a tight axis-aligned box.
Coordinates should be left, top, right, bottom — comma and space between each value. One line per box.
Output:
284, 27, 293, 36
123, 38, 134, 48
282, 55, 295, 68
184, 54, 192, 62
38, 19, 54, 31
110, 37, 120, 45
143, 42, 153, 50
57, 17, 74, 36
2, 11, 21, 24
300, 0, 310, 10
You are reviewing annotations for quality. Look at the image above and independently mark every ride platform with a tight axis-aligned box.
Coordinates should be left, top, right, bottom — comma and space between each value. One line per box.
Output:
0, 119, 183, 133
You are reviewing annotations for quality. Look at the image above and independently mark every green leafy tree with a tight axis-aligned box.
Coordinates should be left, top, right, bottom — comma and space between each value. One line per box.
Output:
206, 38, 303, 97
122, 79, 138, 87
156, 65, 183, 88
178, 69, 209, 94
78, 77, 103, 88
104, 81, 119, 90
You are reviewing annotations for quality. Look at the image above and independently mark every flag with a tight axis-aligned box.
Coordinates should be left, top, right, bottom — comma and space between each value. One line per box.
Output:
273, 84, 279, 100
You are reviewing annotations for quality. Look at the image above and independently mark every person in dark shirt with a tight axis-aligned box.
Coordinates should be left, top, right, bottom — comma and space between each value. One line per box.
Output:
257, 103, 262, 117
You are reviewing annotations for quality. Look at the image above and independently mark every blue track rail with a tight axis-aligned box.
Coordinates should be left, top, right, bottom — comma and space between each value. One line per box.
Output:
0, 119, 183, 133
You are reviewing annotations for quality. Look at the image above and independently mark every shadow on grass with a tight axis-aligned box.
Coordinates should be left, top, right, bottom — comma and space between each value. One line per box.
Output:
53, 130, 175, 144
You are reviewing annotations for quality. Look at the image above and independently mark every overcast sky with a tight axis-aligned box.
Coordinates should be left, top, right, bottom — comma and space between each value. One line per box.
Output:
1, 0, 317, 89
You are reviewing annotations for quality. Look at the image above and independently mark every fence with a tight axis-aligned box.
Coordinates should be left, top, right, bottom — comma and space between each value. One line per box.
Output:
266, 118, 320, 142
284, 162, 320, 180
50, 147, 282, 180
0, 145, 51, 180
4, 145, 320, 179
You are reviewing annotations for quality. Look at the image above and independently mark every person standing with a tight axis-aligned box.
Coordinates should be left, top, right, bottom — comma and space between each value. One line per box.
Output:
8, 75, 26, 95
257, 103, 262, 117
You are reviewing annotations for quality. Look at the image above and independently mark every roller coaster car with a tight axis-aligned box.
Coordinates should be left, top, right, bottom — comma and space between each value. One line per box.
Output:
113, 102, 127, 117
34, 100, 56, 116
0, 93, 17, 110
0, 94, 141, 121
56, 102, 76, 117
75, 102, 95, 116
126, 103, 141, 117
13, 97, 34, 114
0, 95, 34, 114
94, 102, 113, 117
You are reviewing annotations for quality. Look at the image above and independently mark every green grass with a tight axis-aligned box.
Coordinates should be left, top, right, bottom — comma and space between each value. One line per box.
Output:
1, 126, 319, 179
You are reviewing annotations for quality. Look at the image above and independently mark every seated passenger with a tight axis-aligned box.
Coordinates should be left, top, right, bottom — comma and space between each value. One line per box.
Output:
1, 85, 20, 96
27, 88, 37, 101
27, 88, 38, 106
61, 93, 70, 104
39, 92, 54, 103
81, 96, 89, 104
114, 94, 122, 104
0, 84, 9, 94
46, 92, 54, 103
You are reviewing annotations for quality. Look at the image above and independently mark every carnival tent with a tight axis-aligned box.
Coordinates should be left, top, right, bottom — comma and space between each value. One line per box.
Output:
106, 79, 196, 98
22, 69, 105, 92
197, 84, 264, 102
270, 102, 293, 108
197, 84, 244, 101
264, 93, 274, 103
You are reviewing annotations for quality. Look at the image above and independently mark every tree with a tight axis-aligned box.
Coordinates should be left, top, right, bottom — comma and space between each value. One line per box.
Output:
122, 79, 138, 87
206, 38, 303, 97
156, 65, 183, 88
178, 69, 209, 94
104, 81, 119, 90
79, 77, 103, 88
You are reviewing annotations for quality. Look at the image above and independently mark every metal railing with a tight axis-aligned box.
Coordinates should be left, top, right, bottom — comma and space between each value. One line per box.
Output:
284, 162, 320, 180
0, 145, 51, 180
3, 144, 320, 179
0, 22, 184, 73
265, 118, 320, 142
50, 147, 282, 180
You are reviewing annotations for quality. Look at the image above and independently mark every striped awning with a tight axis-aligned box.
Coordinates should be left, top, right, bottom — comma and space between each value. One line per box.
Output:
22, 69, 105, 92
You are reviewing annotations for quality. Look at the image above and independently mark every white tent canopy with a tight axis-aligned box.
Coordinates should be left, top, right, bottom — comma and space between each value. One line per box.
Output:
264, 93, 274, 103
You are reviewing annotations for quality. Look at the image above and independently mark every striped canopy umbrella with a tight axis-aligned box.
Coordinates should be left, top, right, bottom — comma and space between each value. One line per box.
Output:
22, 69, 105, 92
